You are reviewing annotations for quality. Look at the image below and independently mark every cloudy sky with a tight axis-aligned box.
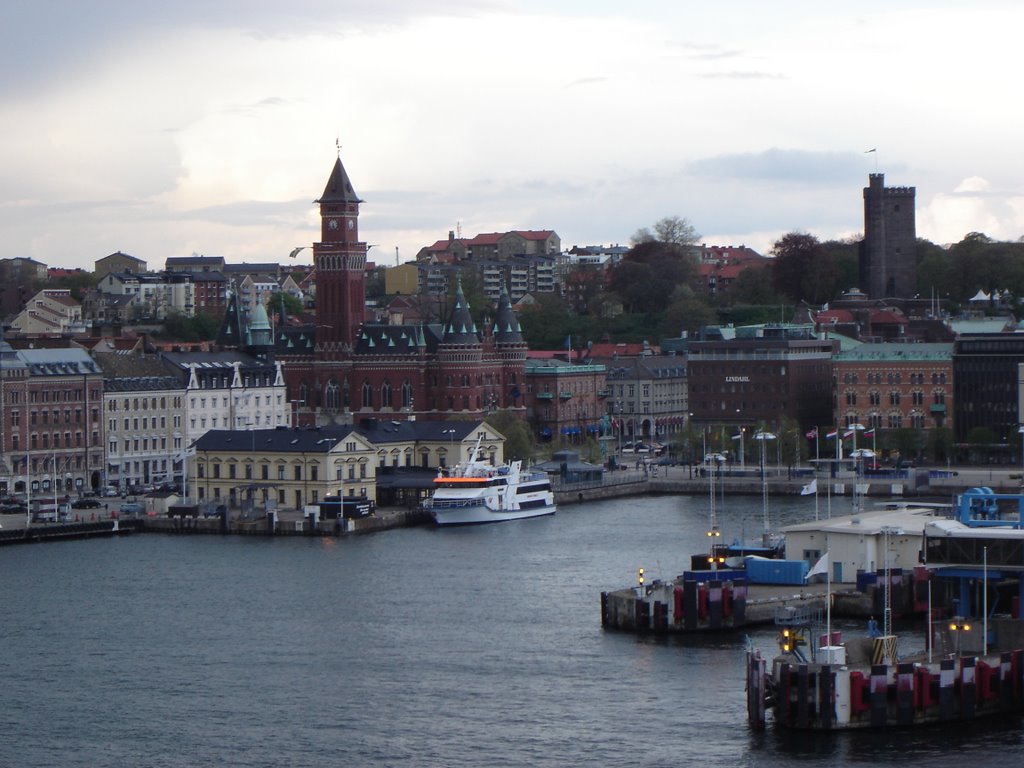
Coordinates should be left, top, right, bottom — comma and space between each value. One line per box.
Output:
3, 1, 1023, 271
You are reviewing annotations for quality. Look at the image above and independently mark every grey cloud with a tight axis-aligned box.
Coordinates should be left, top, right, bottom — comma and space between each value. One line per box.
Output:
181, 199, 312, 227
0, 0, 476, 97
687, 148, 878, 185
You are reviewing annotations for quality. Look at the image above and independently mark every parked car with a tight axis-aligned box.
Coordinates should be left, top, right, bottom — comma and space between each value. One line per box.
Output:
119, 502, 145, 516
71, 498, 103, 509
102, 486, 119, 497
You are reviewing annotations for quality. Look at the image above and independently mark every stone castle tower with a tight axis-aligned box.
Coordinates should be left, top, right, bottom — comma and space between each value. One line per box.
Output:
861, 173, 916, 299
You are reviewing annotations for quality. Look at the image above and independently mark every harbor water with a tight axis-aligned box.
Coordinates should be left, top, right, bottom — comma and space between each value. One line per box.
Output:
2, 493, 1023, 767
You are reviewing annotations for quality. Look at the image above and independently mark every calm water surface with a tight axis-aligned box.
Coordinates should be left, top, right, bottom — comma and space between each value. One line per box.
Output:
2, 493, 1022, 767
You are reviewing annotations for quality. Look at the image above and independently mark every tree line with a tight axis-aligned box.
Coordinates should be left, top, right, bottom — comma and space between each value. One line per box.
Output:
518, 219, 1024, 350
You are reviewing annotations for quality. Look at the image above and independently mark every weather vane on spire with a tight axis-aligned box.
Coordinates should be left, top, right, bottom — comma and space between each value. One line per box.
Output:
336, 137, 341, 157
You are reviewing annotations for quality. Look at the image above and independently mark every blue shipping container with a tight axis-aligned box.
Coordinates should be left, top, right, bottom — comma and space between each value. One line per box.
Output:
744, 558, 809, 585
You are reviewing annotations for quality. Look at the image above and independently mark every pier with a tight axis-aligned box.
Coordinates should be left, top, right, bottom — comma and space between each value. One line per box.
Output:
601, 579, 876, 635
0, 507, 429, 545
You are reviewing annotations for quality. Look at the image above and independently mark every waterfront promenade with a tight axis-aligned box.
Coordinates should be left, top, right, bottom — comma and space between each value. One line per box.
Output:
1, 463, 1018, 542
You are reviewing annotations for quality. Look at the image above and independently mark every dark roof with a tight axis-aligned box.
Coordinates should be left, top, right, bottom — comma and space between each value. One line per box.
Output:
223, 263, 281, 275
190, 271, 227, 283
216, 293, 245, 349
353, 323, 440, 355
195, 427, 357, 454
441, 278, 480, 345
160, 350, 270, 373
166, 256, 224, 266
492, 281, 524, 344
275, 323, 317, 356
351, 418, 482, 446
93, 352, 177, 381
315, 155, 363, 204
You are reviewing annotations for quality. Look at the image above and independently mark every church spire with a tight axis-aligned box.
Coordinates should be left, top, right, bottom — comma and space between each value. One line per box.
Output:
442, 276, 479, 345
492, 279, 524, 344
316, 154, 363, 205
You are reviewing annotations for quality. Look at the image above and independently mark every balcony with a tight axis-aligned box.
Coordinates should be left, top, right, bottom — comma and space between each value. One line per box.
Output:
559, 392, 573, 400
597, 389, 611, 398
536, 392, 554, 401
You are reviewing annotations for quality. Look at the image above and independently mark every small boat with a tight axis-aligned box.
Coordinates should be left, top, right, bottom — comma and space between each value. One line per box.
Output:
424, 440, 556, 526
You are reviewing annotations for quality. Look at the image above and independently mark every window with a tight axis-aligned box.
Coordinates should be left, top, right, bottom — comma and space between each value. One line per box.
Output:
213, 464, 221, 479
325, 379, 340, 410
889, 391, 900, 406
294, 466, 302, 481
362, 381, 373, 408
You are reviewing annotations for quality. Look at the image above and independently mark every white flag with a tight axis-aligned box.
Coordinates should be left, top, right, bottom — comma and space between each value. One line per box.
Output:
800, 478, 817, 496
806, 552, 829, 581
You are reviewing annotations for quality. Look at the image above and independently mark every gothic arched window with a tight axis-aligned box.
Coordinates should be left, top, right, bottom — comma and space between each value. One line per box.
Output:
325, 379, 340, 410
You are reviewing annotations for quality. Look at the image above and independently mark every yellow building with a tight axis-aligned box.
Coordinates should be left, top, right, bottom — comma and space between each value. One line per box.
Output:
191, 426, 377, 513
383, 263, 419, 296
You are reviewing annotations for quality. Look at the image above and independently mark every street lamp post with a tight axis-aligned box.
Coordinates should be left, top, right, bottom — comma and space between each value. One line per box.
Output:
949, 616, 971, 657
441, 428, 456, 467
754, 430, 777, 547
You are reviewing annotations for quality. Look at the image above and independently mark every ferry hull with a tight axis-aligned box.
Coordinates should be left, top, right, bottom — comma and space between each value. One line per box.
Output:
430, 503, 556, 526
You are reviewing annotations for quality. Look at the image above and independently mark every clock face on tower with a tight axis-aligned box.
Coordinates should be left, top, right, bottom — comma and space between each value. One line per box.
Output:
347, 219, 354, 230
328, 218, 339, 230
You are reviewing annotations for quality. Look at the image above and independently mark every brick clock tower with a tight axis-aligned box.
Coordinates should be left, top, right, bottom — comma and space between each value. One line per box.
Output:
314, 154, 367, 357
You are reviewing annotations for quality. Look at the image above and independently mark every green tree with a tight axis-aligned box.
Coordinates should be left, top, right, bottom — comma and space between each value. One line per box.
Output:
49, 270, 99, 301
271, 291, 304, 317
158, 312, 219, 342
484, 410, 535, 463
660, 285, 715, 337
519, 293, 572, 349
562, 264, 605, 316
609, 240, 698, 314
915, 239, 954, 300
631, 215, 700, 246
926, 427, 953, 464
885, 428, 923, 460
822, 238, 860, 295
720, 266, 781, 306
770, 232, 837, 304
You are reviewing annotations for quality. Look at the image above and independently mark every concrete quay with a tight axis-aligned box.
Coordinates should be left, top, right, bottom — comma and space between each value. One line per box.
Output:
602, 578, 877, 635
0, 507, 429, 545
